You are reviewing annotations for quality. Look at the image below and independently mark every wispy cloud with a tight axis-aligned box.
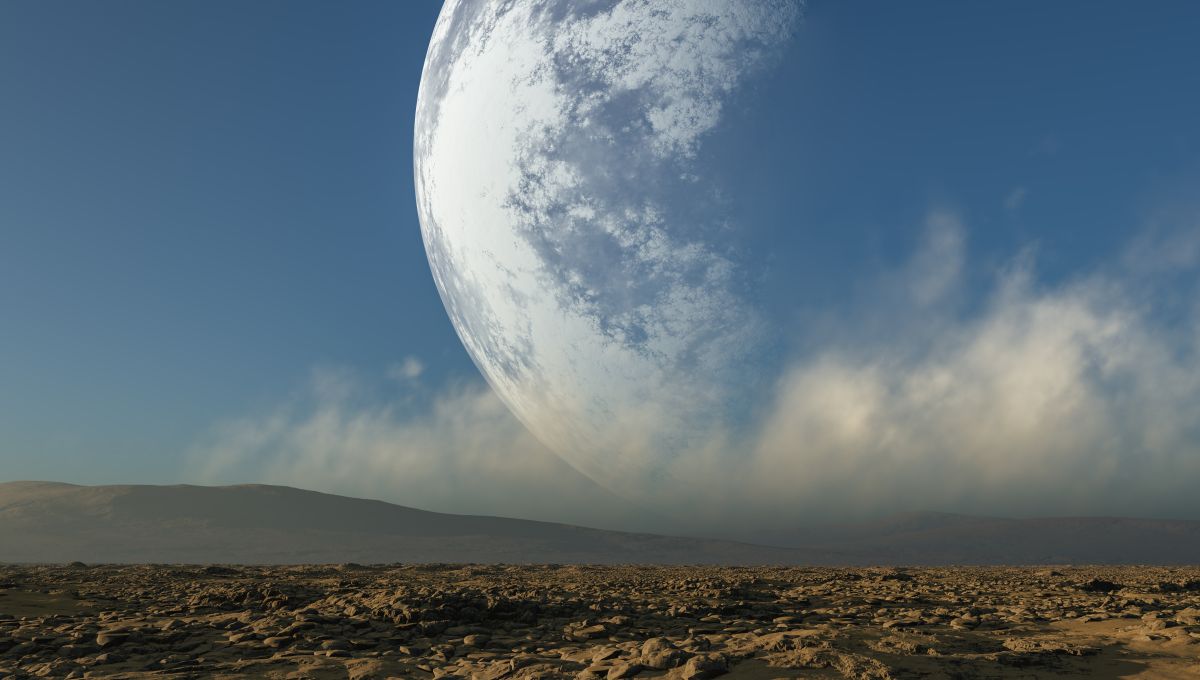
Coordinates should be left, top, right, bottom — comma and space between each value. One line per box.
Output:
192, 211, 1200, 533
188, 372, 638, 530
386, 356, 425, 383
1004, 186, 1027, 211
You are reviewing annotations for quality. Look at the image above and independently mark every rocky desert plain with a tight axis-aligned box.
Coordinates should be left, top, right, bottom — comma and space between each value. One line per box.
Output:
1, 564, 1199, 679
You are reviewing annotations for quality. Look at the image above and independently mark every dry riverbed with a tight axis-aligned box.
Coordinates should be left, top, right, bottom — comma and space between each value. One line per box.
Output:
1, 564, 1199, 678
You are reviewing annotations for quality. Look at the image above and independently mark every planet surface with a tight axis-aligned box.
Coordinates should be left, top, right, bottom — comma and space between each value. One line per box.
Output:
414, 0, 802, 492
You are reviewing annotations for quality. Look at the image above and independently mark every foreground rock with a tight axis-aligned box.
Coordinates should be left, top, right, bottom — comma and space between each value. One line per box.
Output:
0, 564, 1198, 678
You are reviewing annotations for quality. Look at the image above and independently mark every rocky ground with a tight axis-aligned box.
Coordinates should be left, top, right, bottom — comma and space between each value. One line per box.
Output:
1, 565, 1199, 679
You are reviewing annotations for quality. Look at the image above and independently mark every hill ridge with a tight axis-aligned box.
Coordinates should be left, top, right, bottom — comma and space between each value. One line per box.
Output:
3, 482, 1199, 565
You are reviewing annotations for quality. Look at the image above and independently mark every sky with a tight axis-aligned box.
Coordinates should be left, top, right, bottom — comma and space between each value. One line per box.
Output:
3, 0, 1200, 534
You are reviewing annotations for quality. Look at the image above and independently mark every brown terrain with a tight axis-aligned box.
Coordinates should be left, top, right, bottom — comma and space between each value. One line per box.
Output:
5, 482, 1200, 565
2, 564, 1199, 679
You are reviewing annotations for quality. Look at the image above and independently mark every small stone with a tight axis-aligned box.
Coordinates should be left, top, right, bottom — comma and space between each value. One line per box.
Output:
949, 616, 979, 630
593, 647, 622, 662
567, 624, 611, 642
463, 634, 491, 647
641, 637, 686, 669
607, 661, 643, 679
1175, 607, 1200, 626
95, 631, 130, 649
677, 654, 728, 679
262, 636, 291, 649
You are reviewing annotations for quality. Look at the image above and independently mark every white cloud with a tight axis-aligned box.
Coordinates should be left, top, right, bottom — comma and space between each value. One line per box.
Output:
1004, 186, 1027, 211
1124, 224, 1200, 274
906, 211, 965, 307
188, 372, 639, 530
386, 356, 425, 382
192, 213, 1200, 533
730, 272, 1200, 523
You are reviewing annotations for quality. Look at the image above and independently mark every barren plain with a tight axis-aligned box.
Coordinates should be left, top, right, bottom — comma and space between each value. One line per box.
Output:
2, 565, 1199, 679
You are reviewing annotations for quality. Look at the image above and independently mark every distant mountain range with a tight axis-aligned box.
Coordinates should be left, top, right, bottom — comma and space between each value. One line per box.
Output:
0, 482, 818, 565
2, 481, 1198, 565
748, 512, 1200, 565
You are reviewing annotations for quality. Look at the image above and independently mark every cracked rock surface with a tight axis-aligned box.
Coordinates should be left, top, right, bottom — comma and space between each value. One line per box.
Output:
1, 564, 1199, 678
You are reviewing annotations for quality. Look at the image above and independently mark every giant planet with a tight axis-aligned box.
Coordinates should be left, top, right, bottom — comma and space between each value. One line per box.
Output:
415, 0, 803, 492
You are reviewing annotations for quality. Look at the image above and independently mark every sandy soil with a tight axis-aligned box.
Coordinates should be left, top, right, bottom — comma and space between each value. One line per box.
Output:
1, 564, 1198, 678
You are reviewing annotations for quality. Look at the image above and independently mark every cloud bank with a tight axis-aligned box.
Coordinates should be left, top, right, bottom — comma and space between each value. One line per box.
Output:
189, 367, 637, 530
192, 213, 1200, 534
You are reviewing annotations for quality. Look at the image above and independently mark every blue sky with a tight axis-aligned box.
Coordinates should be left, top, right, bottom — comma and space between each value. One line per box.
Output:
1, 1, 455, 481
3, 1, 1199, 526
